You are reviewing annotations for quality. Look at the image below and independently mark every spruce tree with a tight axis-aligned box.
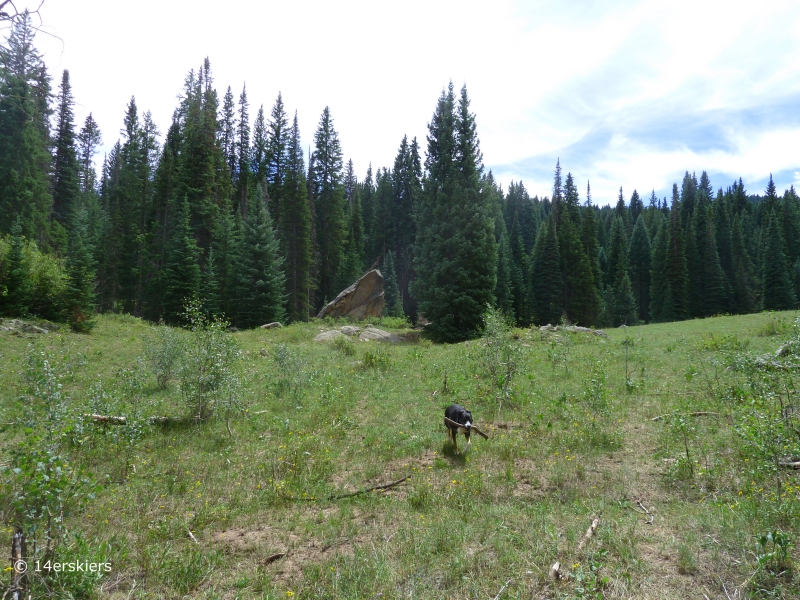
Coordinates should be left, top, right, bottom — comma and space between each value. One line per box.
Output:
628, 214, 651, 322
559, 210, 599, 325
761, 214, 796, 310
0, 218, 27, 316
279, 112, 312, 322
52, 69, 80, 227
730, 214, 759, 313
649, 216, 673, 321
412, 83, 497, 341
529, 214, 562, 325
211, 199, 240, 319
0, 13, 52, 244
235, 84, 251, 218
220, 86, 237, 180
666, 186, 689, 319
310, 106, 346, 304
680, 171, 697, 227
266, 92, 289, 224
383, 250, 404, 317
251, 104, 268, 188
64, 205, 97, 331
582, 182, 603, 298
495, 233, 514, 317
162, 196, 201, 324
77, 114, 102, 195
509, 214, 528, 325
236, 187, 285, 328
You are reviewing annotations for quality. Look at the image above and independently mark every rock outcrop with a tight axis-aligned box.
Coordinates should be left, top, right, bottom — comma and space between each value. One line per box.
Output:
316, 270, 385, 320
261, 322, 282, 329
0, 319, 48, 334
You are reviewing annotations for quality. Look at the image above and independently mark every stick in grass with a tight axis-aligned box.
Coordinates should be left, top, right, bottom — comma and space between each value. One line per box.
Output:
443, 416, 489, 440
327, 476, 410, 500
651, 411, 717, 422
576, 514, 601, 552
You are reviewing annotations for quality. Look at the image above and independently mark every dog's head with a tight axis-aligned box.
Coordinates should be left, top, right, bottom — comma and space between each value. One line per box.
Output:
446, 404, 473, 429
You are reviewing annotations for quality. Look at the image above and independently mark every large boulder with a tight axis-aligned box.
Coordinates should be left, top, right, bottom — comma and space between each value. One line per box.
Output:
316, 270, 385, 320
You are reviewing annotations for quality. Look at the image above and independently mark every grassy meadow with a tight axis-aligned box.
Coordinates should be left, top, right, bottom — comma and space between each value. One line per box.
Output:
2, 311, 800, 599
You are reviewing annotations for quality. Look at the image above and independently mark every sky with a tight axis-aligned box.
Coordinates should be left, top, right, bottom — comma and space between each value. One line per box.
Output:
18, 0, 800, 206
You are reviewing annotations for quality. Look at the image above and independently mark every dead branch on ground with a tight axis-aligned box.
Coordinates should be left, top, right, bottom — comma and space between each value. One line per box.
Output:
443, 416, 489, 439
651, 411, 718, 422
327, 476, 410, 500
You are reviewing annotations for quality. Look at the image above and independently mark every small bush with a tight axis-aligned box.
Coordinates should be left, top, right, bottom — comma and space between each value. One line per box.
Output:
179, 300, 242, 420
142, 324, 185, 389
273, 342, 306, 397
331, 334, 356, 356
362, 348, 390, 370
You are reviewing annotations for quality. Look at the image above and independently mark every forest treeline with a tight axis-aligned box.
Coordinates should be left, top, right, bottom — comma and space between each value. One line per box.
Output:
0, 15, 797, 341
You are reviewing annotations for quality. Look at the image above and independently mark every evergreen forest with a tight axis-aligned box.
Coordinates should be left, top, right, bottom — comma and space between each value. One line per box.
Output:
1, 14, 797, 342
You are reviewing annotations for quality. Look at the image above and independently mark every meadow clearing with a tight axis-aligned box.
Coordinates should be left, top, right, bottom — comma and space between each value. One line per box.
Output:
2, 310, 800, 599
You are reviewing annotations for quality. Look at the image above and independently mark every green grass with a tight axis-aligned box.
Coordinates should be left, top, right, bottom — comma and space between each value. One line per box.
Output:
2, 311, 800, 598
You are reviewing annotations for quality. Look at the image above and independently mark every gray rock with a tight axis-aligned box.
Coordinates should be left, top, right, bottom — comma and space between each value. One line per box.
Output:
20, 323, 47, 334
314, 330, 346, 342
340, 325, 361, 336
358, 327, 401, 343
261, 322, 283, 329
317, 270, 385, 320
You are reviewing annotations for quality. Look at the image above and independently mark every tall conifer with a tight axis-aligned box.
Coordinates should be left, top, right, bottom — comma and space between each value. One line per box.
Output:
236, 187, 285, 327
412, 83, 496, 341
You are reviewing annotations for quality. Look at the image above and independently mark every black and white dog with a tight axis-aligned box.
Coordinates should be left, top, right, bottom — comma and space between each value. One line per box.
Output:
444, 404, 473, 454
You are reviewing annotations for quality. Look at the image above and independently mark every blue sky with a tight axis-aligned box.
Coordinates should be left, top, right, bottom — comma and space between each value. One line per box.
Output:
26, 0, 800, 206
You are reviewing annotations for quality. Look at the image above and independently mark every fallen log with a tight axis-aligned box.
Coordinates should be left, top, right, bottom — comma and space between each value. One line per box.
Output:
443, 416, 489, 440
576, 514, 601, 552
83, 414, 195, 425
651, 411, 718, 422
779, 461, 800, 469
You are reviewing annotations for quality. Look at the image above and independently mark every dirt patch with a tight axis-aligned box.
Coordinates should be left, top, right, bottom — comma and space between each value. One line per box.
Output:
211, 526, 301, 554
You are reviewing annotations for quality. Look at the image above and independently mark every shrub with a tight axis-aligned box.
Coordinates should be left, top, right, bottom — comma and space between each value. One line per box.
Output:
361, 348, 391, 370
476, 305, 521, 407
179, 300, 242, 420
331, 334, 356, 356
142, 324, 185, 389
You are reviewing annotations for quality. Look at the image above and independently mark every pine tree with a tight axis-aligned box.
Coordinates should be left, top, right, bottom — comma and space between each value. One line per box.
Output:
52, 70, 80, 228
604, 215, 628, 290
628, 213, 651, 322
235, 187, 285, 328
279, 112, 312, 322
383, 250, 403, 317
680, 171, 697, 227
162, 196, 201, 324
412, 83, 497, 341
310, 106, 346, 305
761, 214, 796, 310
529, 214, 562, 325
551, 159, 564, 226
629, 189, 643, 226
